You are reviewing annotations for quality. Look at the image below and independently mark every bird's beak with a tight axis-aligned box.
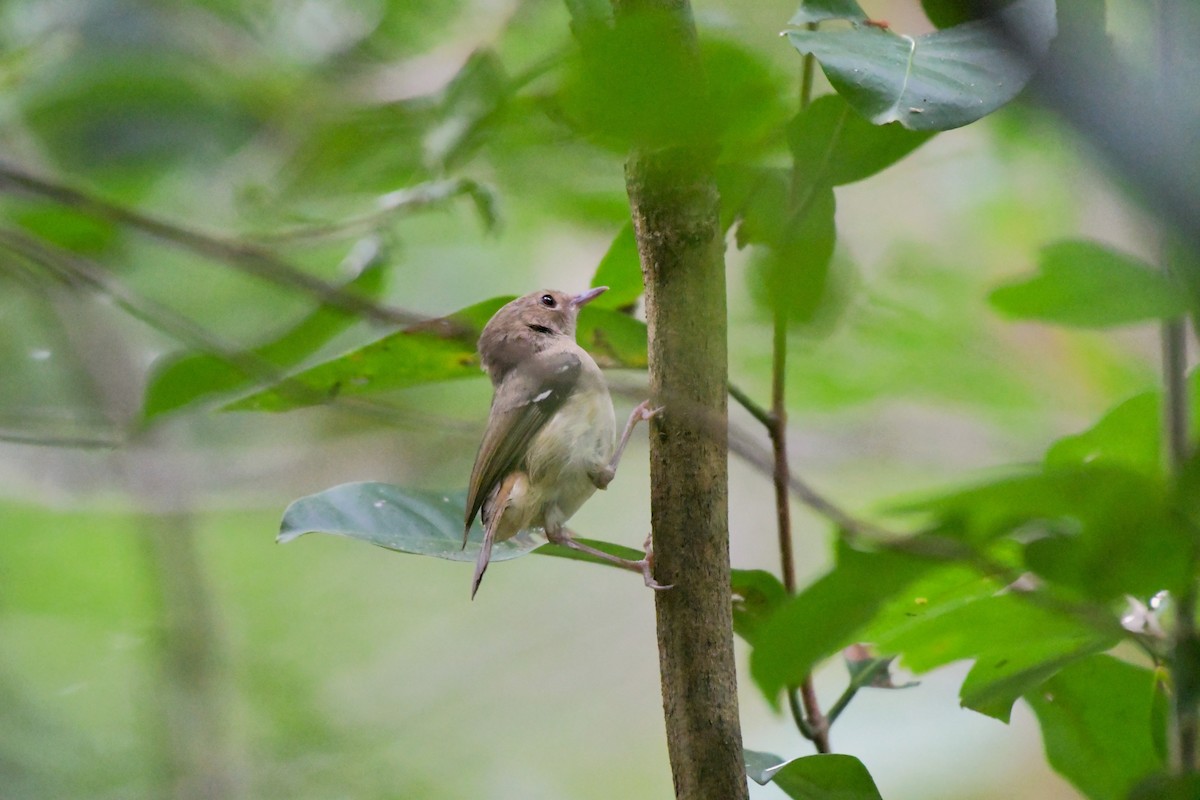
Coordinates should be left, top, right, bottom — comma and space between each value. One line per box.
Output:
571, 286, 608, 309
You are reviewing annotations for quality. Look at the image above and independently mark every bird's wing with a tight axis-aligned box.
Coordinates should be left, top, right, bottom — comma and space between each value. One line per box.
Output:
463, 349, 582, 545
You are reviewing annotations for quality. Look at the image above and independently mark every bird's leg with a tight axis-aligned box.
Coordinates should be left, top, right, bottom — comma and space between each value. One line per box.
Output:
590, 400, 663, 490
547, 526, 672, 590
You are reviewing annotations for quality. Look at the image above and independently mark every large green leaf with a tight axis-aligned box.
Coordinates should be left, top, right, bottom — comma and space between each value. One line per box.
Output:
990, 240, 1188, 328
1026, 655, 1162, 800
787, 94, 934, 186
749, 539, 937, 703
745, 750, 883, 800
226, 299, 647, 413
897, 464, 1192, 601
278, 482, 539, 562
784, 0, 1057, 131
280, 482, 780, 599
561, 26, 787, 152
143, 241, 388, 420
852, 561, 1116, 722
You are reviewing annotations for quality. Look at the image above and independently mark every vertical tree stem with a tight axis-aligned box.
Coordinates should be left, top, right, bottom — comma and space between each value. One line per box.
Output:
613, 3, 746, 795
628, 145, 748, 799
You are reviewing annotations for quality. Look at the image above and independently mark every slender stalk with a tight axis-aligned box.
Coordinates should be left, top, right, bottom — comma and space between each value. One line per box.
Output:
1163, 313, 1197, 775
1155, 0, 1198, 774
769, 41, 831, 753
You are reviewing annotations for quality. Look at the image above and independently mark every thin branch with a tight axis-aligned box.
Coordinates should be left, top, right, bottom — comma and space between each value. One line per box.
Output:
728, 382, 774, 428
0, 162, 421, 325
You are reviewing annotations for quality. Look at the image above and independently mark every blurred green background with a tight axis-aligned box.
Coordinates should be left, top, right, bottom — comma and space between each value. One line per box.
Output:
0, 0, 1165, 798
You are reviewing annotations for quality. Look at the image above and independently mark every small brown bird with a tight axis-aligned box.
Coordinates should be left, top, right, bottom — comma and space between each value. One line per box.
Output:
463, 287, 667, 598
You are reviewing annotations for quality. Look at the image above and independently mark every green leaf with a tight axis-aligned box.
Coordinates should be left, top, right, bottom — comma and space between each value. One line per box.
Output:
226, 298, 648, 413
959, 637, 1111, 722
589, 222, 642, 311
278, 481, 540, 562
990, 240, 1187, 328
743, 183, 838, 326
731, 569, 789, 647
745, 750, 883, 800
898, 464, 1192, 601
1026, 655, 1162, 800
143, 240, 388, 420
749, 539, 936, 704
225, 297, 500, 413
853, 564, 1113, 722
574, 306, 649, 368
1045, 390, 1162, 476
788, 94, 935, 187
784, 0, 1057, 131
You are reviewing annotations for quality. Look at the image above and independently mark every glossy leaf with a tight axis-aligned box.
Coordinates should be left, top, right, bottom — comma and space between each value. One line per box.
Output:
990, 240, 1187, 328
143, 240, 388, 420
784, 0, 1057, 131
749, 539, 936, 703
788, 94, 935, 186
1026, 655, 1162, 800
226, 299, 647, 413
745, 749, 883, 800
278, 481, 540, 562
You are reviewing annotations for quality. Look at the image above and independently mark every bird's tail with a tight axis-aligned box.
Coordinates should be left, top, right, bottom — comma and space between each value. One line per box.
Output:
470, 522, 495, 600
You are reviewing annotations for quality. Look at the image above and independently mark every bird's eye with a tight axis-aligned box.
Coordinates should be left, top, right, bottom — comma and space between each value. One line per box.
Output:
540, 294, 556, 308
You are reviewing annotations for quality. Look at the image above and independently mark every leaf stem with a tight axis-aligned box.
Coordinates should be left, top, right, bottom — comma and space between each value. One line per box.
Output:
825, 658, 892, 727
1164, 313, 1197, 773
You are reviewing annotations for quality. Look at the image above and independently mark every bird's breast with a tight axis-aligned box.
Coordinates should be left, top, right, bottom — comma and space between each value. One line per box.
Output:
523, 383, 616, 525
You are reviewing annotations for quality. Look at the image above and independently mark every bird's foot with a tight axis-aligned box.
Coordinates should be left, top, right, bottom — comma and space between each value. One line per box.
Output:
639, 532, 672, 591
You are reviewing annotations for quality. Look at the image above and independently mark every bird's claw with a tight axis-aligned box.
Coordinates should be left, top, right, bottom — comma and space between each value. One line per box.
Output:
640, 532, 673, 591
633, 400, 665, 422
